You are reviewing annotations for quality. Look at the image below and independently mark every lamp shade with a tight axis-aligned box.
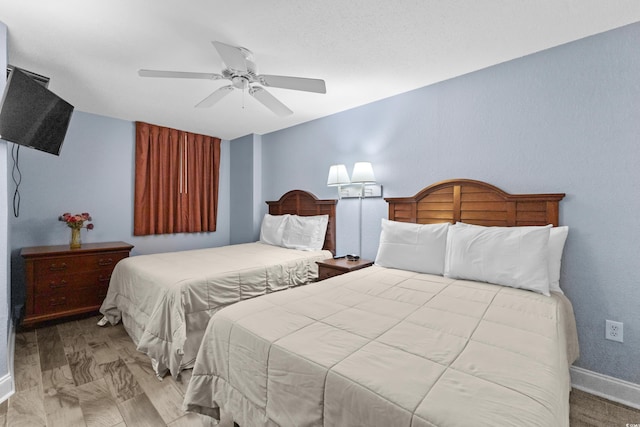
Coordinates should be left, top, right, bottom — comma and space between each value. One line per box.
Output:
351, 162, 376, 184
327, 164, 350, 186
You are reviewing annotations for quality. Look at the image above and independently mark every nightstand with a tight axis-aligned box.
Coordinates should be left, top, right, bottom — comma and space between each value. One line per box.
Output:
316, 258, 374, 281
20, 241, 134, 327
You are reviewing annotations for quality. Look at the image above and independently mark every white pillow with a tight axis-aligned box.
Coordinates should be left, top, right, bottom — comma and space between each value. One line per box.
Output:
259, 214, 290, 246
375, 219, 450, 275
281, 215, 329, 251
548, 226, 569, 294
454, 222, 569, 294
444, 223, 552, 296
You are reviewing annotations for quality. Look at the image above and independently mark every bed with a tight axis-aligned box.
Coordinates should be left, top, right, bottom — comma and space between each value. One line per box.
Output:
99, 190, 336, 378
183, 179, 580, 426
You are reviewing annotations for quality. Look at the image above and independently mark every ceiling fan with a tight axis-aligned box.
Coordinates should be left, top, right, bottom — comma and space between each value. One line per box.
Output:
138, 41, 326, 116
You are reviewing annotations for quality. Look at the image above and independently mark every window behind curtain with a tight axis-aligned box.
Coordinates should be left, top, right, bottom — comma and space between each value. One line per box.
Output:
134, 121, 221, 235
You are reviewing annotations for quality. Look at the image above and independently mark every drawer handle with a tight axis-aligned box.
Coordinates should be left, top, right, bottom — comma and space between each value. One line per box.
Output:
49, 280, 67, 289
49, 263, 67, 271
49, 297, 67, 307
98, 275, 111, 283
98, 258, 113, 266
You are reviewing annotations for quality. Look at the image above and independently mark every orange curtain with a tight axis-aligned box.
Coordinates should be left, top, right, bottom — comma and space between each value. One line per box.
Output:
134, 122, 221, 235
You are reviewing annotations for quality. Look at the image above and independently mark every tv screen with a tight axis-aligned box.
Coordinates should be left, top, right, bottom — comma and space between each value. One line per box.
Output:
0, 67, 74, 156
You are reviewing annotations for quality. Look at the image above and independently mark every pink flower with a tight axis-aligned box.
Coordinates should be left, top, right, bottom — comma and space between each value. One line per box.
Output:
58, 212, 94, 231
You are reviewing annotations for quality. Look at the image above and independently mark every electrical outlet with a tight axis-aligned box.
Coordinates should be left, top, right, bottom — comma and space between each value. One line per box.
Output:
605, 320, 624, 343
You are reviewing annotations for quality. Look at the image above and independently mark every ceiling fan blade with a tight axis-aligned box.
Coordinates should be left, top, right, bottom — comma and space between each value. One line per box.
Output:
139, 69, 223, 80
258, 75, 326, 94
212, 41, 248, 73
249, 86, 293, 116
195, 85, 235, 108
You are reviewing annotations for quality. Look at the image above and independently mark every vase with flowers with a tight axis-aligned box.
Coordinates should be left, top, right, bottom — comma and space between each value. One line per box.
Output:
59, 212, 94, 249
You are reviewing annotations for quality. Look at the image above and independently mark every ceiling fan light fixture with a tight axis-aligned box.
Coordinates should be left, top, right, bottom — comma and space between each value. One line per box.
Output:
232, 76, 249, 90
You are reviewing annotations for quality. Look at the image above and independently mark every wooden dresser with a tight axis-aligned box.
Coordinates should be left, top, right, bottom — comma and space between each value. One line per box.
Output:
20, 241, 133, 328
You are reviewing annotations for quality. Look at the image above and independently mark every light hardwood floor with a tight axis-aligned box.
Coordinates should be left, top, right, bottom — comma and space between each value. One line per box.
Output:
2, 314, 228, 427
2, 314, 639, 426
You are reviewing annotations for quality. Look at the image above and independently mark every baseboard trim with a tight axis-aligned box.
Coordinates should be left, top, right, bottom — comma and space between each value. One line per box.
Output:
571, 366, 640, 410
0, 372, 13, 403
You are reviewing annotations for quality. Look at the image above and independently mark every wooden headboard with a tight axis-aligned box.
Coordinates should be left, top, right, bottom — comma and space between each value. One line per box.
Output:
386, 179, 565, 226
266, 190, 337, 255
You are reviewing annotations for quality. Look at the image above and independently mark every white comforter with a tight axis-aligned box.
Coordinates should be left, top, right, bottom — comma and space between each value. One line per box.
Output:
100, 242, 331, 378
184, 265, 579, 427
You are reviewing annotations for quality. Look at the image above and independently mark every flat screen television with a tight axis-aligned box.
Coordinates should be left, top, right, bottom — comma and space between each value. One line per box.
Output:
0, 67, 74, 156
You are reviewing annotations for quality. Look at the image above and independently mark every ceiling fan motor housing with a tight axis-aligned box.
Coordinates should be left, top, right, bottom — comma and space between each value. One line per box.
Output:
222, 67, 256, 89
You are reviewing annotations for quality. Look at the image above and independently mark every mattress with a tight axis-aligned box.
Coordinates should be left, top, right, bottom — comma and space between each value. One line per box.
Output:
99, 242, 331, 378
184, 265, 579, 427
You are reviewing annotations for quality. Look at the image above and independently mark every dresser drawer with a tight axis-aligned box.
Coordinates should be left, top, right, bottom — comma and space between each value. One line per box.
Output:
32, 252, 128, 278
33, 270, 113, 295
34, 286, 107, 316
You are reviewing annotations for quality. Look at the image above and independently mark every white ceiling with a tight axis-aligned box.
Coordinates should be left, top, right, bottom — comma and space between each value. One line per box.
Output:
2, 1, 640, 140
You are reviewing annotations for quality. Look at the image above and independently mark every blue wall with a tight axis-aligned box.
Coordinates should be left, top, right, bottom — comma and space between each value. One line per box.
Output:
0, 20, 10, 394
8, 112, 232, 318
9, 112, 231, 253
230, 133, 263, 244
260, 22, 640, 385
